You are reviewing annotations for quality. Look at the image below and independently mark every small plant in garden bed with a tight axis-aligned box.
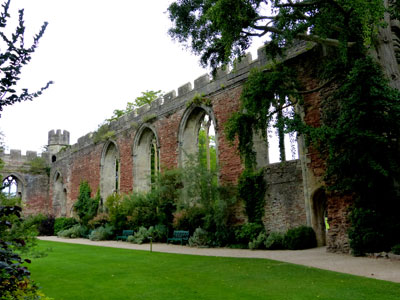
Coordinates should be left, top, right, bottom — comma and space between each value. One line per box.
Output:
89, 224, 114, 241
283, 226, 317, 250
54, 217, 77, 235
392, 244, 400, 255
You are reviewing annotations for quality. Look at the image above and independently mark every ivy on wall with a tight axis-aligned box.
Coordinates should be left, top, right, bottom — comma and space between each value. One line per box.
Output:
226, 55, 400, 255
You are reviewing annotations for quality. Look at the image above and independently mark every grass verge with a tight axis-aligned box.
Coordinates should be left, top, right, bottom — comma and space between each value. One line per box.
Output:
30, 241, 400, 300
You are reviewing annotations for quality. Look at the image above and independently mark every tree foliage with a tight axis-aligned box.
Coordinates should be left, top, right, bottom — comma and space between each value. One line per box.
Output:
106, 90, 163, 123
73, 181, 99, 226
0, 0, 52, 113
168, 1, 395, 70
0, 206, 52, 299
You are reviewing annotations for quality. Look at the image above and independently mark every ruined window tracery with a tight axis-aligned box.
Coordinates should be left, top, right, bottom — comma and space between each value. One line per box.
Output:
179, 106, 218, 170
2, 175, 19, 197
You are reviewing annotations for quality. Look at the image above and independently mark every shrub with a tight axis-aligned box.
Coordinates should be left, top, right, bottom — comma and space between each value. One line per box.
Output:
57, 224, 87, 238
249, 232, 267, 250
0, 206, 52, 299
392, 244, 400, 255
124, 193, 158, 229
283, 226, 317, 250
54, 217, 77, 235
264, 232, 285, 250
235, 223, 264, 245
89, 225, 114, 241
127, 226, 150, 244
348, 207, 395, 256
24, 214, 54, 236
74, 181, 100, 226
188, 227, 209, 247
151, 224, 168, 242
36, 215, 55, 236
173, 207, 205, 233
88, 212, 109, 229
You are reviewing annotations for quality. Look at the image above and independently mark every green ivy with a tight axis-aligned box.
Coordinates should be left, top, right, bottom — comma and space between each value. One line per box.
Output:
226, 54, 400, 255
237, 168, 266, 224
225, 65, 300, 168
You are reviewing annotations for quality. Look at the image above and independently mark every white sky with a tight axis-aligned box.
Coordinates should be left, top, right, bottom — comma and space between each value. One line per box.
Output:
0, 0, 295, 163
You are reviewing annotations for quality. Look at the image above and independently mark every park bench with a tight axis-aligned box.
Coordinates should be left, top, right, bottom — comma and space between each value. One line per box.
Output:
167, 230, 189, 245
116, 230, 134, 241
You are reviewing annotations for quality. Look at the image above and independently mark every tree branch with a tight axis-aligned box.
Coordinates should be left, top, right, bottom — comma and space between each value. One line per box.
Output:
276, 0, 322, 8
248, 24, 356, 47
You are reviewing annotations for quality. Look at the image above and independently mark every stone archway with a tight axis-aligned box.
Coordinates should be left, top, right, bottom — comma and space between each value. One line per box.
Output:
100, 141, 120, 202
133, 125, 159, 192
311, 188, 327, 247
178, 105, 219, 170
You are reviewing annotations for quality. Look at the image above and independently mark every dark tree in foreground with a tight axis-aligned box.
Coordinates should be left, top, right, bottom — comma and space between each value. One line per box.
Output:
0, 0, 52, 113
168, 0, 400, 254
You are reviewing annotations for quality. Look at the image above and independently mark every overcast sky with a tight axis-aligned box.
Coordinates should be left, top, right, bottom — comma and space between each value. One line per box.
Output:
0, 0, 295, 162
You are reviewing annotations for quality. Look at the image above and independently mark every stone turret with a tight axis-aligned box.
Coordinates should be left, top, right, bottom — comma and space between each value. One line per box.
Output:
48, 129, 70, 162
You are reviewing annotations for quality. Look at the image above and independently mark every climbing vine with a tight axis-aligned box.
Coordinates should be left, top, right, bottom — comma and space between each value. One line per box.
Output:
225, 64, 300, 169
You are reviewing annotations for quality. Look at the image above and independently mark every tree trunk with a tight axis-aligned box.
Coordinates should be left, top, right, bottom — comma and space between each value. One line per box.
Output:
371, 0, 400, 90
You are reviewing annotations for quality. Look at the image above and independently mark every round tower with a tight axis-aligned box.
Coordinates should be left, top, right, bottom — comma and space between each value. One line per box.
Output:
48, 129, 70, 162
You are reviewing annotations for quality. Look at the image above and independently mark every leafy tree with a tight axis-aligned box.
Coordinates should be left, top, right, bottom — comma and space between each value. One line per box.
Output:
168, 0, 399, 88
198, 127, 217, 172
134, 90, 163, 107
105, 90, 163, 123
169, 0, 400, 254
0, 0, 53, 113
0, 2, 52, 298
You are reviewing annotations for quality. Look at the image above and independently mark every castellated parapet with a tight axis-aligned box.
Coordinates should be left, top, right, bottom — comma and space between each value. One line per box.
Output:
48, 129, 70, 146
0, 149, 50, 171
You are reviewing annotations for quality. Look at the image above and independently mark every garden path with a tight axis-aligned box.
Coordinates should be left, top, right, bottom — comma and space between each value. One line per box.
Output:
38, 236, 400, 283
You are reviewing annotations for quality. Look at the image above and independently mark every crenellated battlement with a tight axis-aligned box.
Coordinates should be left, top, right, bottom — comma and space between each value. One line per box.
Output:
56, 41, 314, 158
48, 129, 70, 146
0, 149, 49, 164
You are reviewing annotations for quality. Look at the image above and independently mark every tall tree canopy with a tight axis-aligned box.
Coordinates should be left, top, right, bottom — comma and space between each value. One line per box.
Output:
169, 0, 400, 254
168, 0, 399, 88
0, 0, 52, 113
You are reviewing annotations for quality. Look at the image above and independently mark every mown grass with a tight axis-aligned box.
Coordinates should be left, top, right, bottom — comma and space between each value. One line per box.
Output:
30, 241, 400, 300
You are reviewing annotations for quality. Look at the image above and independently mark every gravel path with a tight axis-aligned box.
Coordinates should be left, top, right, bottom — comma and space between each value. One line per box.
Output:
38, 236, 400, 283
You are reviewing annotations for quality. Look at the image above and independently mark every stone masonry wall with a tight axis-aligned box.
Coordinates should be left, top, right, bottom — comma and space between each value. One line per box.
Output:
263, 160, 306, 233
1, 42, 354, 252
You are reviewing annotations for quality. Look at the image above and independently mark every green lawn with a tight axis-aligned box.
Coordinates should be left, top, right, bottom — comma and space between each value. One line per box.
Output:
30, 241, 400, 300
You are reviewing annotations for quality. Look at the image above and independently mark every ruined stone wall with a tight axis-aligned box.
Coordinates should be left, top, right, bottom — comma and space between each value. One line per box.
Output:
263, 160, 306, 233
1, 42, 355, 252
0, 150, 50, 215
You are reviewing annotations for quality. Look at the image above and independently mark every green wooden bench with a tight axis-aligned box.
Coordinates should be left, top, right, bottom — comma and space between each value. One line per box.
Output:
167, 230, 189, 245
116, 230, 134, 241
